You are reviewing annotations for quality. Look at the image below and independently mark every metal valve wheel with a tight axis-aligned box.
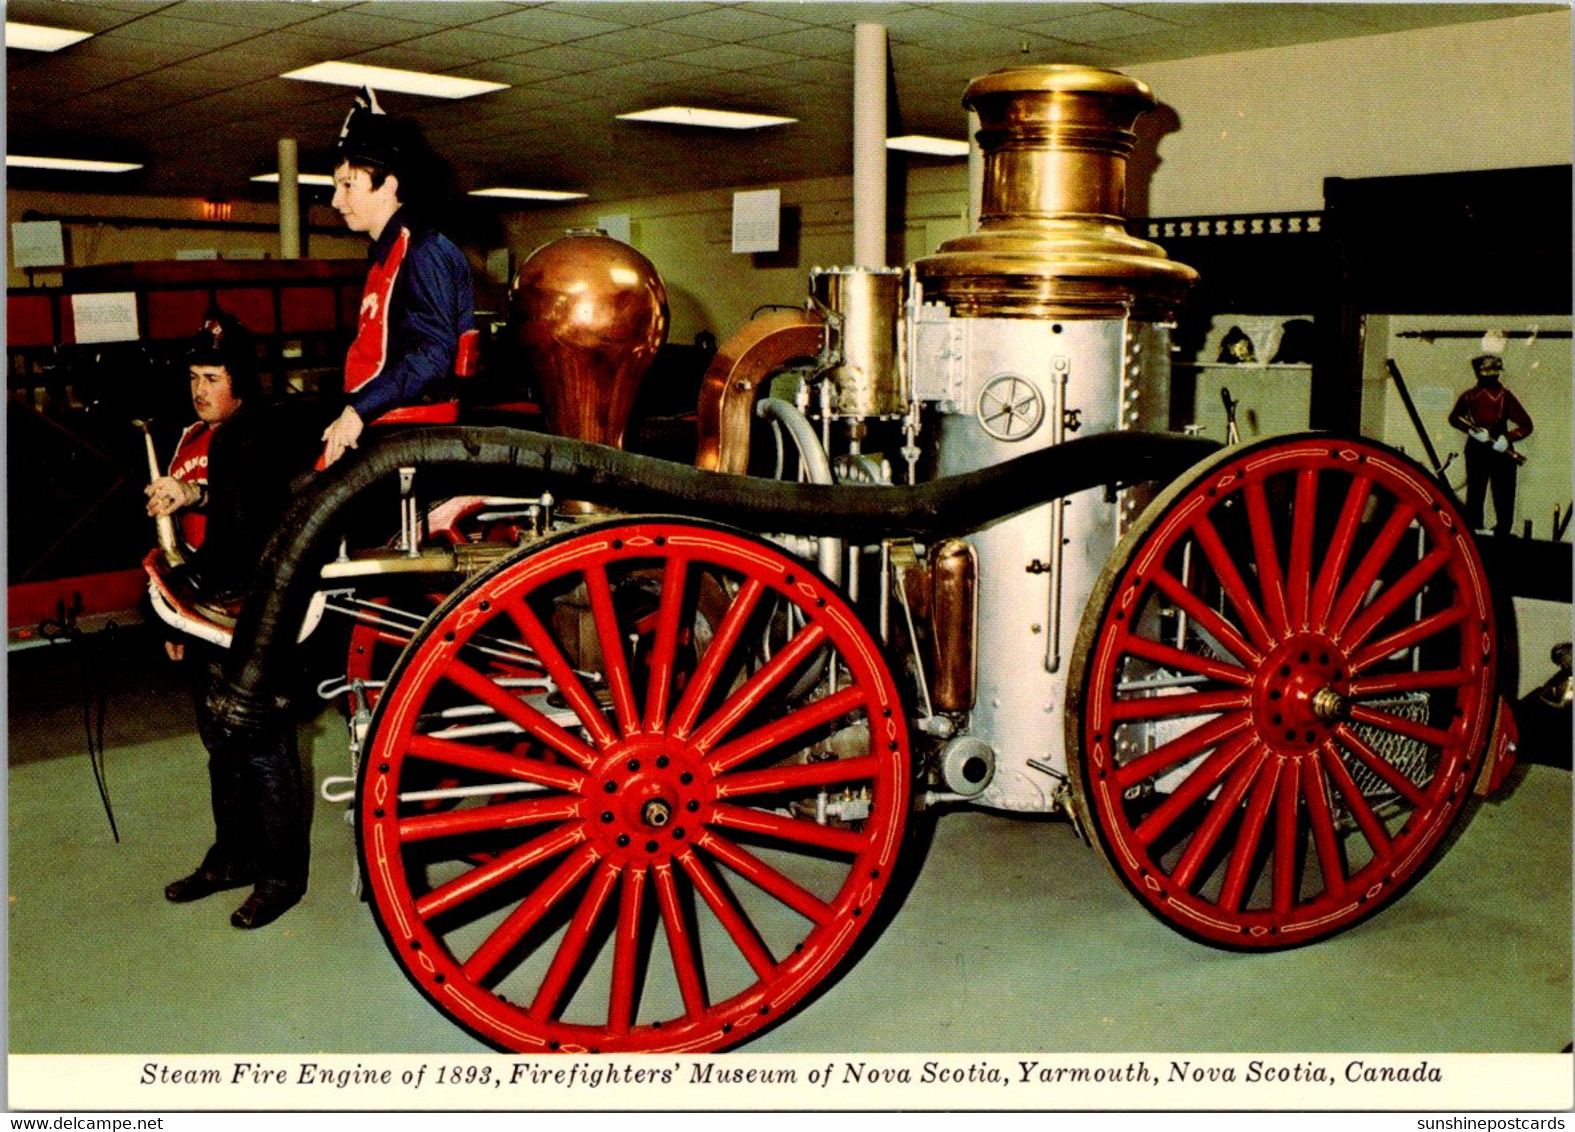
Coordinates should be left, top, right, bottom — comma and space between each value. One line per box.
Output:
1068, 434, 1497, 948
357, 518, 912, 1052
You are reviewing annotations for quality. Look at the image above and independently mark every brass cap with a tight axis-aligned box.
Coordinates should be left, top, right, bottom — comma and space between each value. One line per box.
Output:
915, 64, 1196, 320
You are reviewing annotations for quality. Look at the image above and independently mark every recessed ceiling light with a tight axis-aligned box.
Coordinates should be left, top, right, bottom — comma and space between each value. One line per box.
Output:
469, 188, 589, 201
251, 172, 337, 186
6, 22, 92, 52
7, 155, 141, 173
617, 106, 796, 130
887, 135, 970, 157
281, 62, 506, 100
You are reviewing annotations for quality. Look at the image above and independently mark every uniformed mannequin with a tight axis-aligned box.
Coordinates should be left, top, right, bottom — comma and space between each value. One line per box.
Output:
319, 87, 475, 467
1448, 352, 1534, 537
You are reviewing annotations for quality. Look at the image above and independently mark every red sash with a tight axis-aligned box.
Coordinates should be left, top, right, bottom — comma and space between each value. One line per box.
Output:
344, 225, 410, 395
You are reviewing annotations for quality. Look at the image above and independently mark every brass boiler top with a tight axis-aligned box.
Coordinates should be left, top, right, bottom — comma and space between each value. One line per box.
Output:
511, 232, 669, 448
915, 64, 1196, 320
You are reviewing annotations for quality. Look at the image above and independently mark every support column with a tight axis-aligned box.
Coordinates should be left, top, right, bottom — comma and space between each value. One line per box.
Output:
852, 23, 887, 268
277, 138, 300, 259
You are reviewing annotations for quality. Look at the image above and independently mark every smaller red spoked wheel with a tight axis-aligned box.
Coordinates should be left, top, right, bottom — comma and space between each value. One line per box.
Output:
359, 518, 911, 1052
1068, 435, 1496, 949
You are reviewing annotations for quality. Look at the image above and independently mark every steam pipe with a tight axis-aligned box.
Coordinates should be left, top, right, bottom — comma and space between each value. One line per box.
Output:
756, 396, 842, 583
208, 425, 1217, 738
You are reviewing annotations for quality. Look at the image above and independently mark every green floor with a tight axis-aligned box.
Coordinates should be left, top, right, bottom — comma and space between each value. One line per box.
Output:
7, 627, 1572, 1056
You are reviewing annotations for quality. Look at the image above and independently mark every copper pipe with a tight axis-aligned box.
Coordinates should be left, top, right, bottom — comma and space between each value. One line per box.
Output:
694, 308, 824, 474
929, 538, 977, 712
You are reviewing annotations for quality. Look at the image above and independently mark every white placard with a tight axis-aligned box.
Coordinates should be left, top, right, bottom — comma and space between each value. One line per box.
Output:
485, 247, 512, 284
70, 292, 140, 344
176, 248, 219, 261
596, 213, 633, 244
11, 220, 66, 268
731, 188, 780, 254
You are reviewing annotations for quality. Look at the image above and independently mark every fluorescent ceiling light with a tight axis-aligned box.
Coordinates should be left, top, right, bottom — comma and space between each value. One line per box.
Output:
7, 155, 141, 173
251, 172, 336, 186
887, 135, 970, 157
617, 106, 796, 130
281, 62, 506, 100
6, 22, 92, 51
469, 188, 588, 201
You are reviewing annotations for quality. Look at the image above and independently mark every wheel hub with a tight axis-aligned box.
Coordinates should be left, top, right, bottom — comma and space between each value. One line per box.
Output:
1254, 634, 1348, 754
591, 734, 709, 861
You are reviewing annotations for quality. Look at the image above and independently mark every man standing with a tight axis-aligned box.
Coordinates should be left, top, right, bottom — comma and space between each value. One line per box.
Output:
319, 88, 475, 467
1448, 352, 1534, 537
152, 316, 309, 930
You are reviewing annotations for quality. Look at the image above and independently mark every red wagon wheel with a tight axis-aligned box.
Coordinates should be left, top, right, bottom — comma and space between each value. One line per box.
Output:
359, 518, 911, 1052
1068, 435, 1496, 948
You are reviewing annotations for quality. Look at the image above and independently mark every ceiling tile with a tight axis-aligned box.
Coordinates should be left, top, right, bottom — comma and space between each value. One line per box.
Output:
95, 14, 268, 49
343, 44, 481, 72
745, 24, 858, 58
573, 26, 719, 58
468, 8, 630, 42
160, 0, 336, 29
664, 42, 799, 70
3, 1, 147, 33
641, 6, 814, 41
341, 1, 529, 24
393, 27, 549, 62
497, 42, 629, 72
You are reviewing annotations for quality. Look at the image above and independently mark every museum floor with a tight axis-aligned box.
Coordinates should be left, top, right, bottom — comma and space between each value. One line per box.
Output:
7, 623, 1571, 1056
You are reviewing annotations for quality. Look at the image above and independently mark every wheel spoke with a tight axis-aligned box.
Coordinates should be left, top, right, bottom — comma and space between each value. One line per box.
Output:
443, 661, 601, 770
1300, 756, 1347, 900
607, 864, 647, 1034
585, 563, 641, 738
1113, 710, 1252, 791
1218, 754, 1284, 912
642, 555, 690, 731
461, 843, 598, 983
1333, 724, 1431, 808
417, 822, 587, 920
717, 754, 881, 800
695, 829, 832, 924
1345, 667, 1471, 698
1350, 603, 1470, 673
1319, 742, 1393, 858
1271, 757, 1301, 913
1328, 503, 1416, 638
529, 859, 621, 1021
1194, 514, 1276, 651
1107, 688, 1252, 723
689, 623, 829, 751
669, 577, 766, 739
1150, 566, 1263, 666
1119, 632, 1254, 686
1134, 731, 1255, 848
1244, 479, 1290, 635
677, 849, 777, 981
709, 801, 869, 855
506, 597, 618, 750
1312, 474, 1374, 631
1171, 743, 1269, 891
399, 795, 582, 843
1285, 468, 1319, 632
653, 860, 707, 1020
1341, 543, 1453, 652
407, 733, 586, 792
707, 686, 867, 775
1347, 703, 1457, 749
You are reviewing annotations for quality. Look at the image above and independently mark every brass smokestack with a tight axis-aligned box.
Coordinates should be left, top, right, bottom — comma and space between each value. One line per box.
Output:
915, 65, 1196, 320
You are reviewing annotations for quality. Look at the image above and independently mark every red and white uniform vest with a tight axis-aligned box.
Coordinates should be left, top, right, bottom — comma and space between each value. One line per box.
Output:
168, 421, 214, 552
344, 225, 411, 400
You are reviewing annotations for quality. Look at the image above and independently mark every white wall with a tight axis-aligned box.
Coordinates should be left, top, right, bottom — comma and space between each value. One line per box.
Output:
1133, 11, 1573, 214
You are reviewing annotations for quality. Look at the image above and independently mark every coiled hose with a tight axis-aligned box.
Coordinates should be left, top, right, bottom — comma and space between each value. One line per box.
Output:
208, 424, 1218, 739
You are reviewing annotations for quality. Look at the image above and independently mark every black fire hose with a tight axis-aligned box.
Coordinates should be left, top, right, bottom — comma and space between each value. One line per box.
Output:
208, 425, 1219, 739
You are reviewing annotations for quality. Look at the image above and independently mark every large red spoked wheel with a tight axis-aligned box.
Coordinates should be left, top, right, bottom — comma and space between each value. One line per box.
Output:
1068, 435, 1496, 949
359, 518, 911, 1052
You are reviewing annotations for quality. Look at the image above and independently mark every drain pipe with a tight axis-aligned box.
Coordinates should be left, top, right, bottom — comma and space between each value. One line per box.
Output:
756, 397, 842, 584
853, 23, 888, 267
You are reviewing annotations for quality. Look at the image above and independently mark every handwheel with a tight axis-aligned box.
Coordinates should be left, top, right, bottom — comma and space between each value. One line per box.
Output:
358, 518, 911, 1052
1068, 435, 1495, 949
